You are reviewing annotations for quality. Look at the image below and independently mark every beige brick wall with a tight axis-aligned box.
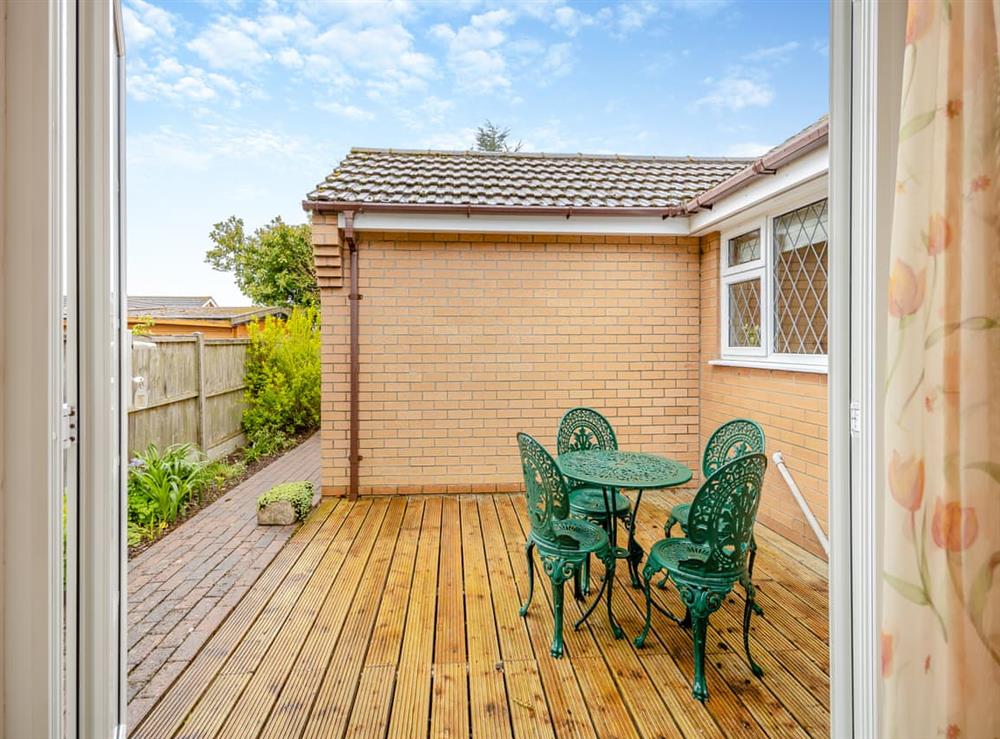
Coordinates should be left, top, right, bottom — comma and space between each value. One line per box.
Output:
319, 231, 703, 497
699, 232, 829, 557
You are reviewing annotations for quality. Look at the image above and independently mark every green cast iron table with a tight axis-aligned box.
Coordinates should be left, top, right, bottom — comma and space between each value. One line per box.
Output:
556, 449, 692, 631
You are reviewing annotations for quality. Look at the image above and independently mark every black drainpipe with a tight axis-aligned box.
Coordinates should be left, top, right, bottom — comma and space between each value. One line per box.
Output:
343, 211, 361, 500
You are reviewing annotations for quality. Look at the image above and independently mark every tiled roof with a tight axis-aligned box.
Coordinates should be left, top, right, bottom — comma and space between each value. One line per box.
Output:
307, 149, 752, 210
127, 306, 289, 324
128, 295, 217, 311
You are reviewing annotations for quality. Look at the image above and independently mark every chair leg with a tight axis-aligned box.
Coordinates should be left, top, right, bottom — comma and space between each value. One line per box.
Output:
748, 534, 759, 580
634, 566, 656, 648
691, 612, 710, 703
581, 554, 591, 596
656, 516, 677, 590
551, 579, 565, 658
742, 580, 764, 678
600, 548, 624, 639
519, 541, 535, 617
573, 568, 583, 601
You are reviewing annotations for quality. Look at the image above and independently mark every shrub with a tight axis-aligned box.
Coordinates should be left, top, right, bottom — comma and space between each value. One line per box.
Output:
257, 481, 314, 522
127, 443, 210, 543
242, 307, 320, 458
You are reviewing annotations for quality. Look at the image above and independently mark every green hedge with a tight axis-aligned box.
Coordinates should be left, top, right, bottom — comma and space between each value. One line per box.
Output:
257, 481, 314, 521
242, 307, 320, 460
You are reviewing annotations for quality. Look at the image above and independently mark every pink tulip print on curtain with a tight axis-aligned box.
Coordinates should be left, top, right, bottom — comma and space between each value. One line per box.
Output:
883, 1, 1000, 736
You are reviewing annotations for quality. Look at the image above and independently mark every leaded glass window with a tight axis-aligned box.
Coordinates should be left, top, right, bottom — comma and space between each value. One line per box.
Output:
772, 199, 829, 354
728, 278, 762, 348
728, 229, 761, 267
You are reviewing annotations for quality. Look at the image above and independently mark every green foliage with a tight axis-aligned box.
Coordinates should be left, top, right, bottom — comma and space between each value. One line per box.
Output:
242, 308, 320, 459
257, 481, 314, 522
131, 315, 156, 337
475, 120, 522, 152
206, 215, 318, 309
127, 444, 210, 544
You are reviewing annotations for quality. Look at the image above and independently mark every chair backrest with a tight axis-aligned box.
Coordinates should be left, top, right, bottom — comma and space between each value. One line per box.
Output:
702, 419, 765, 477
685, 453, 768, 576
517, 432, 570, 541
557, 408, 618, 492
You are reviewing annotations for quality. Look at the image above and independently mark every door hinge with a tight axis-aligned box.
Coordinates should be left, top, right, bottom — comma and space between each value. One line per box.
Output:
62, 403, 78, 448
849, 401, 862, 437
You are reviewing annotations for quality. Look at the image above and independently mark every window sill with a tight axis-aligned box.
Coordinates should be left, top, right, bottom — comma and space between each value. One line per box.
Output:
708, 358, 829, 375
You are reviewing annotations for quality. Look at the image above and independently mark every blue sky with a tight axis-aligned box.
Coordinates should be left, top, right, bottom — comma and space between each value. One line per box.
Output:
126, 0, 829, 304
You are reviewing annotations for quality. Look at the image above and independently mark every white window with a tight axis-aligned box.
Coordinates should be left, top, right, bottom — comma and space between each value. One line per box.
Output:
719, 198, 829, 371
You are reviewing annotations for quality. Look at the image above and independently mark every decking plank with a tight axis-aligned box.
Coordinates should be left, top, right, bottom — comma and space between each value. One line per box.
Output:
387, 497, 443, 739
460, 497, 515, 739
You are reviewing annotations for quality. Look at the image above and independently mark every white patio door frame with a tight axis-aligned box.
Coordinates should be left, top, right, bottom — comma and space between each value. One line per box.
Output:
830, 1, 907, 737
3, 1, 127, 737
2, 1, 905, 736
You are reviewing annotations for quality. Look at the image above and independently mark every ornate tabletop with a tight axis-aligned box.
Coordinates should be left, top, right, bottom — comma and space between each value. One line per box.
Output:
556, 449, 692, 490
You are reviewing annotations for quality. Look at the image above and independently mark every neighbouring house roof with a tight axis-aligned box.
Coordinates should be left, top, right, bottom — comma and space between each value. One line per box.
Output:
304, 116, 829, 217
127, 305, 289, 326
128, 295, 218, 311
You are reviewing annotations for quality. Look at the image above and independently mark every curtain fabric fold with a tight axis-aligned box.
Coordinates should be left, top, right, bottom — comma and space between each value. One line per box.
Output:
883, 1, 1000, 736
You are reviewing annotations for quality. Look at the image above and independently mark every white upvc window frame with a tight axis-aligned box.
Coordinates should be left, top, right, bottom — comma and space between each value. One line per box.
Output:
717, 180, 830, 373
720, 217, 769, 359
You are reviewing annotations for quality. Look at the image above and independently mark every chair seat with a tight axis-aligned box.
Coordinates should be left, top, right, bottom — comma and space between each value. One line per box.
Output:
535, 518, 610, 555
648, 538, 740, 581
668, 502, 691, 526
568, 487, 631, 518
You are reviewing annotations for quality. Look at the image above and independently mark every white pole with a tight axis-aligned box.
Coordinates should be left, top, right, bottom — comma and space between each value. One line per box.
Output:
772, 451, 830, 556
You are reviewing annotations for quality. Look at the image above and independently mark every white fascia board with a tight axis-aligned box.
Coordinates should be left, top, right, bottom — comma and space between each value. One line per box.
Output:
339, 211, 692, 236
689, 146, 829, 235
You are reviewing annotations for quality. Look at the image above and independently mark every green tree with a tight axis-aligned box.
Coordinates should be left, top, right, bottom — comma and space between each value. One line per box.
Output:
206, 216, 318, 308
474, 120, 522, 152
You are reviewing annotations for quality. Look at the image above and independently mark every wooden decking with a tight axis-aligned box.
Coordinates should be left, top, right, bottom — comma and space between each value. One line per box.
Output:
131, 491, 829, 739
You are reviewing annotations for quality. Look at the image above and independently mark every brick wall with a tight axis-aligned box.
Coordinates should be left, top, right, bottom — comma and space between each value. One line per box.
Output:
699, 232, 829, 557
319, 231, 703, 496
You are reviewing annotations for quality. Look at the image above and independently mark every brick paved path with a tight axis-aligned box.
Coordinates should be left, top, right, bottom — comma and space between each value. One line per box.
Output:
126, 434, 320, 728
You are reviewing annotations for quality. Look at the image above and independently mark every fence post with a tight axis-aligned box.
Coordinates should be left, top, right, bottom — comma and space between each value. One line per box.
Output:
195, 332, 207, 452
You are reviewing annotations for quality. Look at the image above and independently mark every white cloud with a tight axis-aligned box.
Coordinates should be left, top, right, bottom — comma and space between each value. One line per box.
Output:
541, 42, 573, 79
129, 123, 313, 170
307, 23, 436, 97
276, 47, 304, 68
315, 100, 375, 121
188, 20, 270, 69
122, 0, 177, 46
694, 73, 774, 111
398, 96, 455, 129
616, 1, 658, 34
419, 127, 478, 150
431, 9, 516, 94
743, 41, 799, 64
551, 5, 601, 36
726, 142, 771, 157
127, 57, 246, 103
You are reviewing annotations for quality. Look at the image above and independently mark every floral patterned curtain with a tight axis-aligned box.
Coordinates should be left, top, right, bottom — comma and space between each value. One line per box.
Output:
883, 1, 1000, 736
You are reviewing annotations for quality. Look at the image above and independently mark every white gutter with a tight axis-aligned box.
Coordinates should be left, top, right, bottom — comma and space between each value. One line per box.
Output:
773, 451, 830, 556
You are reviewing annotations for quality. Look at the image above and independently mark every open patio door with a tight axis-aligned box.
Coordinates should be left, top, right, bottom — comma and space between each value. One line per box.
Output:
77, 1, 129, 736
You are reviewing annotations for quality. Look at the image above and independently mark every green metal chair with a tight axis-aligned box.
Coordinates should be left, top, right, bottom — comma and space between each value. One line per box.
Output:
556, 407, 633, 592
516, 432, 621, 658
663, 419, 765, 578
635, 453, 768, 702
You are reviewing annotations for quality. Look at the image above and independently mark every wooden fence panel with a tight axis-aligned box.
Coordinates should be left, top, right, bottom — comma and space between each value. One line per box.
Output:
128, 335, 248, 460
